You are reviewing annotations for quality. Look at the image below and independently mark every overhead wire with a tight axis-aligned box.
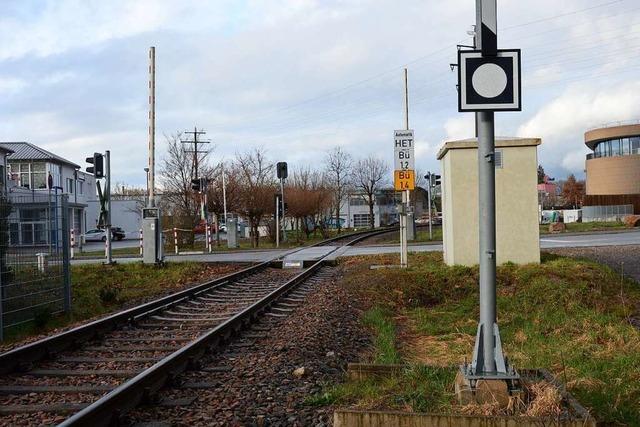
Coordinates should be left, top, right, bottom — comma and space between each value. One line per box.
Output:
225, 0, 638, 145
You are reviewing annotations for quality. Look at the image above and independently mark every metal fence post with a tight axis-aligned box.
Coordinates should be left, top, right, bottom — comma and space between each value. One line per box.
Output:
61, 195, 72, 314
0, 198, 4, 342
174, 227, 178, 254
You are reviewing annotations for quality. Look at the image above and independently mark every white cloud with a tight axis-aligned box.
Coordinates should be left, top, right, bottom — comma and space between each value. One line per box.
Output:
0, 77, 27, 94
1, 0, 640, 188
443, 115, 475, 141
517, 79, 640, 175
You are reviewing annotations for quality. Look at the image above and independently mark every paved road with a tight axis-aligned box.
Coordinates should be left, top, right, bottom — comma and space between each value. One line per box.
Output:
539, 231, 640, 248
71, 230, 640, 265
82, 239, 140, 252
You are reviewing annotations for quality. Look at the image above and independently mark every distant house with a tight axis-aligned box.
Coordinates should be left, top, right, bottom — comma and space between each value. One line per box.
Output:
339, 187, 430, 228
0, 142, 96, 245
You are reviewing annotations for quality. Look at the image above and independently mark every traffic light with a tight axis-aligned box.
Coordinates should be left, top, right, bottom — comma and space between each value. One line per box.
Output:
276, 162, 288, 179
86, 153, 104, 178
191, 178, 201, 192
430, 174, 441, 187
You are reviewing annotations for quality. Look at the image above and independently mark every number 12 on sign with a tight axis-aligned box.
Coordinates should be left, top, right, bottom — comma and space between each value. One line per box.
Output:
394, 170, 415, 191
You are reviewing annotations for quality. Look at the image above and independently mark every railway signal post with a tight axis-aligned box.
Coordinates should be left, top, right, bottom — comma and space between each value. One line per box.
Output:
456, 0, 521, 399
393, 68, 414, 268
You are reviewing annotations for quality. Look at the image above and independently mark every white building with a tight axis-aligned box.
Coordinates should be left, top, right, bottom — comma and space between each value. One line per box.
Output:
338, 188, 431, 228
1, 142, 96, 244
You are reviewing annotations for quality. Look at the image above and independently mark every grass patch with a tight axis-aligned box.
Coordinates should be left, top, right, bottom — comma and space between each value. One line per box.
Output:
307, 365, 456, 412
540, 221, 627, 234
362, 306, 401, 364
335, 252, 640, 424
2, 262, 242, 344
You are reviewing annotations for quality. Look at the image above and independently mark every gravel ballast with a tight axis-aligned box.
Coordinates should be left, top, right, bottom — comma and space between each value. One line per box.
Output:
124, 266, 370, 426
544, 244, 640, 283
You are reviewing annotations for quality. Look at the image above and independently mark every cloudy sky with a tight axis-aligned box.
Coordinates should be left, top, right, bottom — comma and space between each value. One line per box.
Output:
1, 0, 639, 187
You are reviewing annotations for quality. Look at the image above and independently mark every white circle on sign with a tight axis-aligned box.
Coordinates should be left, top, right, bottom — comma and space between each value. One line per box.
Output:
471, 63, 507, 98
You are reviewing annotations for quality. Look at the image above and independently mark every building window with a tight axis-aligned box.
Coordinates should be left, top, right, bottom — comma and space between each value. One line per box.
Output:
353, 214, 371, 228
18, 208, 49, 245
350, 197, 368, 206
77, 181, 84, 195
32, 163, 46, 189
66, 178, 74, 194
49, 164, 62, 188
10, 162, 48, 189
19, 164, 30, 188
593, 136, 640, 159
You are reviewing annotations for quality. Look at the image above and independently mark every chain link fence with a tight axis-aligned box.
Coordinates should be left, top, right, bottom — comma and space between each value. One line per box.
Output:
582, 204, 634, 222
0, 192, 71, 340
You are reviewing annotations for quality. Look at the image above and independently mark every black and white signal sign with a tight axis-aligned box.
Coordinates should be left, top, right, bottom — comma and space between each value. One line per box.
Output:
458, 49, 521, 112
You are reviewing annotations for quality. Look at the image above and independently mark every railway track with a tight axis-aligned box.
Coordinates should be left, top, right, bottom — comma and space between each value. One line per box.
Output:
0, 229, 383, 426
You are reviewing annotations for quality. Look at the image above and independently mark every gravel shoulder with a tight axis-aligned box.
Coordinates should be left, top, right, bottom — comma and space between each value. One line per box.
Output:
544, 244, 640, 283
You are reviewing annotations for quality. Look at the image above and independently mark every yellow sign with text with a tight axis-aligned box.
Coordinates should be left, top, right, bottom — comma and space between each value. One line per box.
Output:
394, 169, 415, 191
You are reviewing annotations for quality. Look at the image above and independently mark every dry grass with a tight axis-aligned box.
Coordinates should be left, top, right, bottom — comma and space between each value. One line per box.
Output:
524, 381, 563, 417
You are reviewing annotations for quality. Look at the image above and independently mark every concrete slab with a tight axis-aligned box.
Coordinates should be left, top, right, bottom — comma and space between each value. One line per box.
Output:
282, 245, 338, 267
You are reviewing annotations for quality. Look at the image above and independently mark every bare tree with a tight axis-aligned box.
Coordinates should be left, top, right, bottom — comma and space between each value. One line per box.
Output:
159, 132, 210, 225
351, 155, 389, 228
234, 148, 276, 247
205, 162, 241, 220
287, 167, 332, 239
324, 147, 352, 233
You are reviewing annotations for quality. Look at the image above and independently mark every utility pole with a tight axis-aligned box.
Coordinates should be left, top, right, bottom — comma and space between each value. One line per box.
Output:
182, 127, 209, 181
182, 127, 210, 221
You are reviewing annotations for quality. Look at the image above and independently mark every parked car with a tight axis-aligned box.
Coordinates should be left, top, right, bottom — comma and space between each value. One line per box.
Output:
219, 222, 243, 233
85, 229, 107, 242
111, 227, 126, 241
193, 219, 208, 234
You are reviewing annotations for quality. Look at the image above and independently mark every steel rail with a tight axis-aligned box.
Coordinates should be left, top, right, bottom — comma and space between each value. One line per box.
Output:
0, 262, 269, 375
0, 227, 394, 377
0, 227, 389, 376
59, 231, 378, 426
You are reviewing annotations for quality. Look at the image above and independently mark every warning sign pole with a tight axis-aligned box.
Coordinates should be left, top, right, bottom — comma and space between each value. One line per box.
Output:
461, 0, 518, 386
400, 68, 410, 268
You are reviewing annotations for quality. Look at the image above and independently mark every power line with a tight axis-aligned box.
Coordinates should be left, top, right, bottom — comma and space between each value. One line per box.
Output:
181, 127, 210, 180
500, 0, 624, 31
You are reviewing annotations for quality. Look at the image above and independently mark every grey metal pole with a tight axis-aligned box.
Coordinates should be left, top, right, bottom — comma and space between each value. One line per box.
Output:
400, 68, 410, 268
275, 195, 280, 247
280, 178, 286, 242
61, 195, 71, 313
477, 111, 496, 373
148, 46, 156, 208
105, 150, 113, 264
427, 176, 433, 240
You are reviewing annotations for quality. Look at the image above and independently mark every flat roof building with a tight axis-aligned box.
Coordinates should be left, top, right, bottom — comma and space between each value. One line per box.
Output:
583, 122, 640, 217
584, 122, 640, 196
438, 137, 541, 266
